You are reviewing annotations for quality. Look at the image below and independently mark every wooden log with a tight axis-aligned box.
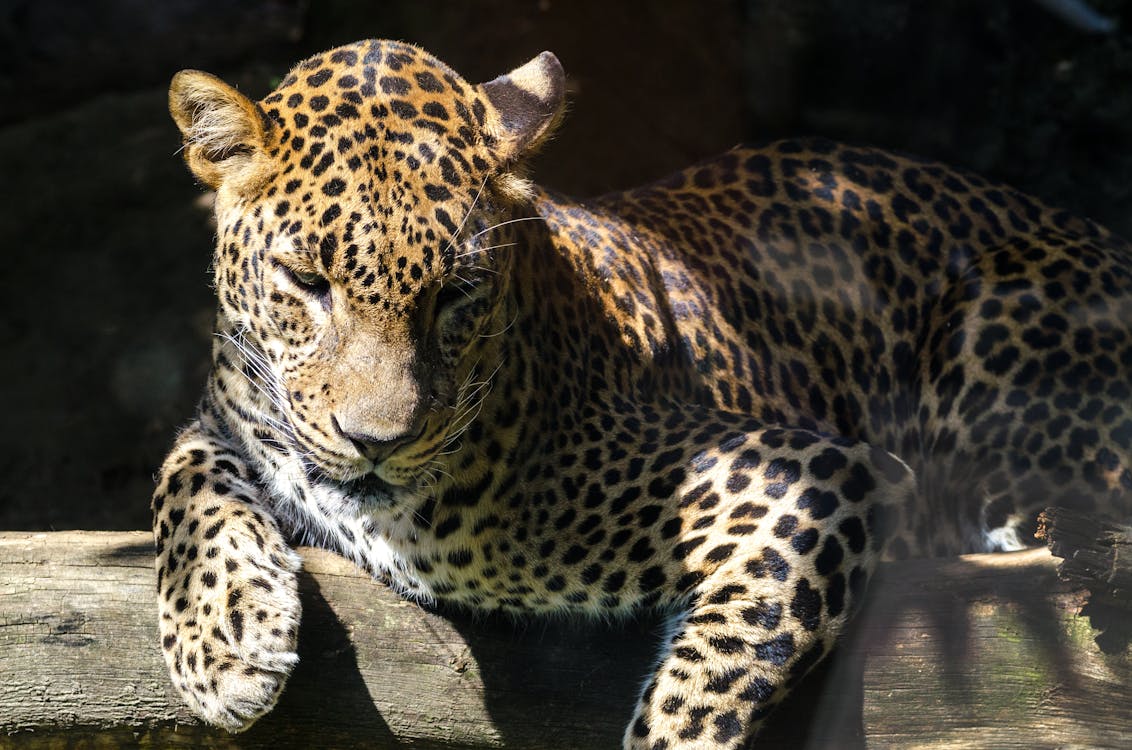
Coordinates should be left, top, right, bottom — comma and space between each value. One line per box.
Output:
1037, 506, 1132, 656
1038, 506, 1132, 592
1, 532, 1130, 748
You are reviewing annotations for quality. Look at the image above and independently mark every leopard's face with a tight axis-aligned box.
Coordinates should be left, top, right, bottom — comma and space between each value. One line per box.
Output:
171, 40, 564, 502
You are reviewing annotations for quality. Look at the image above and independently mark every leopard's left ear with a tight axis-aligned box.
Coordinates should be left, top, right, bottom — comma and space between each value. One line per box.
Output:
477, 51, 566, 165
169, 69, 272, 193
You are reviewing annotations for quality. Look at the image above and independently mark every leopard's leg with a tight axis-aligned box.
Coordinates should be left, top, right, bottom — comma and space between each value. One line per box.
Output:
152, 419, 301, 731
915, 231, 1132, 556
624, 430, 914, 750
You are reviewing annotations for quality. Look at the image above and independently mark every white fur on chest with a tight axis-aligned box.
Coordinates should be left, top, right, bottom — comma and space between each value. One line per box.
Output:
256, 447, 438, 601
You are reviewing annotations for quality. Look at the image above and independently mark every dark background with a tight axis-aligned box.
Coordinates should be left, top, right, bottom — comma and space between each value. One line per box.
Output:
3, 0, 1132, 531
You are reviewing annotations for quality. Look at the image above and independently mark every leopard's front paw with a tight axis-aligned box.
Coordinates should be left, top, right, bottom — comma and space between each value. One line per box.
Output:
157, 524, 303, 732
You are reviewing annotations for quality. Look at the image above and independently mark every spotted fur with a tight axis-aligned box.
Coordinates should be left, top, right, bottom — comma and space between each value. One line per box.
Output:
153, 39, 1132, 747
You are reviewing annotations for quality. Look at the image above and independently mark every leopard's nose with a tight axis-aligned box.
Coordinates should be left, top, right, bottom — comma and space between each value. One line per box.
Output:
331, 414, 413, 462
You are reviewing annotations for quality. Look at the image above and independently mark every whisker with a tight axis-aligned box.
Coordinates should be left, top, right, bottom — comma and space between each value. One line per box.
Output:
428, 465, 454, 482
216, 330, 295, 437
463, 215, 547, 244
455, 241, 519, 260
442, 362, 502, 449
441, 176, 490, 256
461, 264, 500, 276
480, 310, 519, 339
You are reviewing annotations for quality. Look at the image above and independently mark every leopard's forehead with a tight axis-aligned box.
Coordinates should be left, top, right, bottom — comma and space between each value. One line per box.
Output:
253, 40, 496, 310
265, 40, 488, 140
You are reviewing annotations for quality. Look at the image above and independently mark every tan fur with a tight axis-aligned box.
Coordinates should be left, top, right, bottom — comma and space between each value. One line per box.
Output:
169, 70, 272, 193
478, 52, 567, 201
152, 39, 1132, 749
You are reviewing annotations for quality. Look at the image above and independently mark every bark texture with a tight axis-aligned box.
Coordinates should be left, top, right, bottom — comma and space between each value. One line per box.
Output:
1, 532, 1130, 748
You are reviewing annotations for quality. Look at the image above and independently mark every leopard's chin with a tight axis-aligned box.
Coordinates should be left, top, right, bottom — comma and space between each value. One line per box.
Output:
303, 463, 399, 511
342, 471, 398, 510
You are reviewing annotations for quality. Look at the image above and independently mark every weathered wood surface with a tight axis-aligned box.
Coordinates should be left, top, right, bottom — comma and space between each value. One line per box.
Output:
1, 532, 1130, 749
1039, 507, 1132, 592
1037, 506, 1132, 657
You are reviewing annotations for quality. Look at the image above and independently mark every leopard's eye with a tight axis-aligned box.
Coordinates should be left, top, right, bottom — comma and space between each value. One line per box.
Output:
291, 268, 326, 289
434, 280, 470, 312
273, 259, 331, 298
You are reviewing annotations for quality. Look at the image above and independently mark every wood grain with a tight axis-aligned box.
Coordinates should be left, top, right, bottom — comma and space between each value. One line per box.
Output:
1, 532, 1129, 748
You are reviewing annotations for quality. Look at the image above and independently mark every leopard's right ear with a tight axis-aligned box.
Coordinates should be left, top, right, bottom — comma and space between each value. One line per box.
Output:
169, 70, 271, 193
477, 51, 566, 166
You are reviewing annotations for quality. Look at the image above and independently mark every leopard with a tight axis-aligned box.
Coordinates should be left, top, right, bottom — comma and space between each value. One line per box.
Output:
153, 38, 1132, 749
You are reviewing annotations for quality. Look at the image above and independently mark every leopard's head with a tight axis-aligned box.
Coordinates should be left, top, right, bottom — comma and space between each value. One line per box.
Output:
169, 40, 564, 501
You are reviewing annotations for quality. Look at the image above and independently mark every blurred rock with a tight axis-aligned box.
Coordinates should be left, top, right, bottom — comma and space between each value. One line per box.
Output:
4, 0, 1132, 531
0, 0, 307, 124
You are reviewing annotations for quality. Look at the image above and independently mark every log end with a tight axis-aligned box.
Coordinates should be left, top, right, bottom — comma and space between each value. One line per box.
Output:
1037, 506, 1132, 654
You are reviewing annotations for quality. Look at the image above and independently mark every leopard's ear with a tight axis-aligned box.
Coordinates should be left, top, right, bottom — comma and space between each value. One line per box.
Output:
478, 51, 566, 166
169, 70, 271, 193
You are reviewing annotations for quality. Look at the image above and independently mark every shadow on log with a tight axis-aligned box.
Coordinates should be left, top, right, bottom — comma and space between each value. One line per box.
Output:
1, 532, 1130, 749
1039, 506, 1132, 654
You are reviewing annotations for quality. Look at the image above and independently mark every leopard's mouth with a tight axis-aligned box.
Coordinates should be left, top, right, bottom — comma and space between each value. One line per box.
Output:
307, 464, 399, 510
343, 471, 397, 509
